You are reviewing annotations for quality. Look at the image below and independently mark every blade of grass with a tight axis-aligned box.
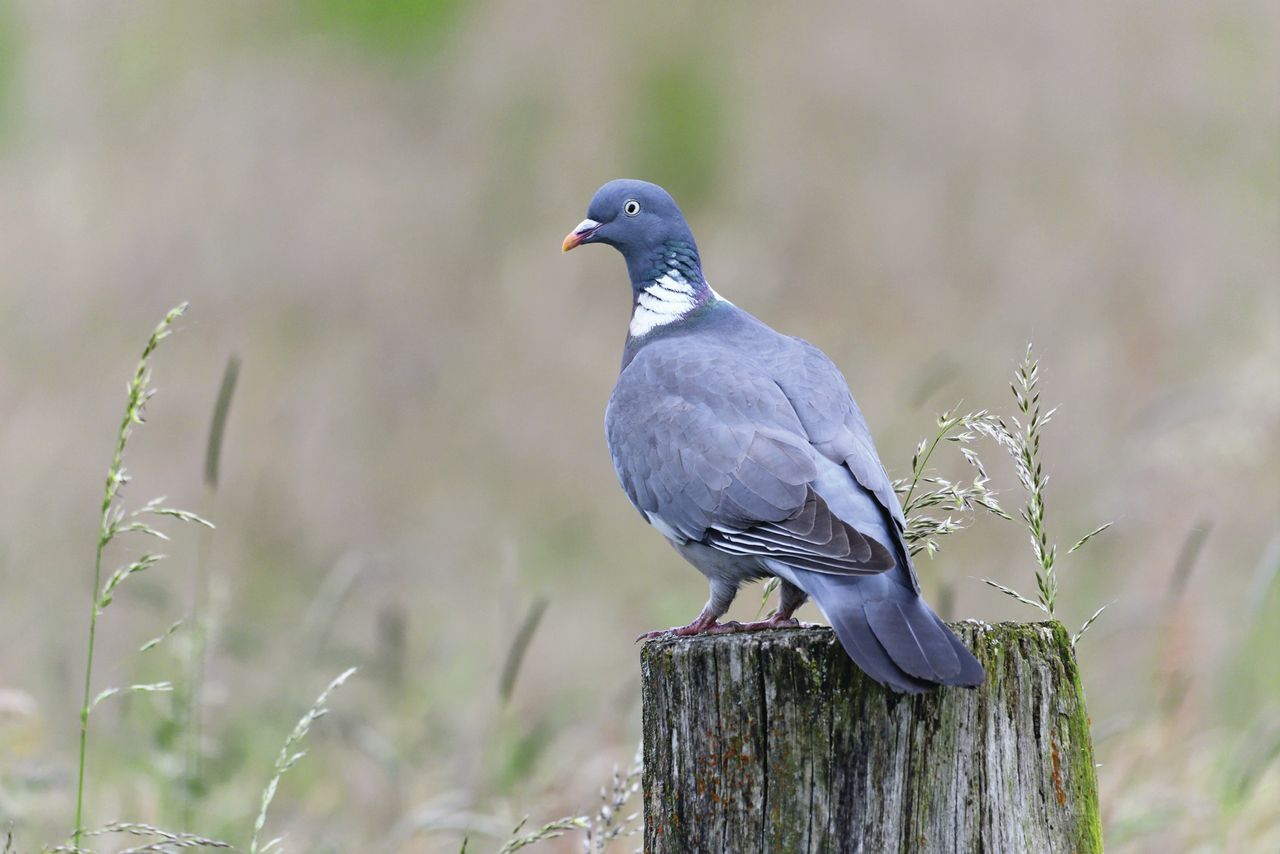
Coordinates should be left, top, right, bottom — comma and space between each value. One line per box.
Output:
249, 667, 357, 854
981, 577, 1050, 613
1165, 519, 1211, 605
203, 355, 240, 490
1068, 522, 1113, 555
1072, 601, 1115, 644
496, 816, 589, 854
498, 598, 549, 704
90, 682, 174, 712
184, 354, 240, 825
139, 620, 184, 654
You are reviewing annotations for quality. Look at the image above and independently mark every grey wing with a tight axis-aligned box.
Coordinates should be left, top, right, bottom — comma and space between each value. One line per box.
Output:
771, 337, 922, 591
606, 346, 894, 576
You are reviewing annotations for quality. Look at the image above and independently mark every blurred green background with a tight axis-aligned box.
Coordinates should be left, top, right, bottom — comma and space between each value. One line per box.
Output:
0, 1, 1277, 851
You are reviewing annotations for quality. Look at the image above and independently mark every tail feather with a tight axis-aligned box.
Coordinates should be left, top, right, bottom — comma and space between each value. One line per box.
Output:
935, 612, 986, 686
864, 599, 961, 682
825, 600, 934, 694
769, 562, 985, 692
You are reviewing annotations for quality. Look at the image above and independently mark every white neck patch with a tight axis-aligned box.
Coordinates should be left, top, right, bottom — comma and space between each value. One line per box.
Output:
630, 271, 706, 337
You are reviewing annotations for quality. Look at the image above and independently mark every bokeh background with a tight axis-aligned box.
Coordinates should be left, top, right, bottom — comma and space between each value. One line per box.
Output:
1, 1, 1277, 851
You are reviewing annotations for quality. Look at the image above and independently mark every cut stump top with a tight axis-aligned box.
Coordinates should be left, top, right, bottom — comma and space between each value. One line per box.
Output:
640, 620, 1102, 854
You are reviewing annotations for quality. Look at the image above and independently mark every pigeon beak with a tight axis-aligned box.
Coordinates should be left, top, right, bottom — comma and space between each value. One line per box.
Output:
562, 218, 601, 252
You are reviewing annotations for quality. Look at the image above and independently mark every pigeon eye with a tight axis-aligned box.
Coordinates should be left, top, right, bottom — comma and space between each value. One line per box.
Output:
623, 199, 641, 217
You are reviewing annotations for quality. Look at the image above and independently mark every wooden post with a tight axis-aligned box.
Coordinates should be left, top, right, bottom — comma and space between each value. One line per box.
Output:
640, 621, 1101, 853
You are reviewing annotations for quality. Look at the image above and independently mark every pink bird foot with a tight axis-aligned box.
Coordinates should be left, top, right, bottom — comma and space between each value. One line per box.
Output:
636, 613, 801, 642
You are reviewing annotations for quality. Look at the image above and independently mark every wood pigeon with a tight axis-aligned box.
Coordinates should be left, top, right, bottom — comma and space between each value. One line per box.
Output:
564, 179, 984, 693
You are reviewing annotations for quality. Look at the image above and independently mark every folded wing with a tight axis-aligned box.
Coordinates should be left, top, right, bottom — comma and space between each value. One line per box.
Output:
607, 345, 894, 576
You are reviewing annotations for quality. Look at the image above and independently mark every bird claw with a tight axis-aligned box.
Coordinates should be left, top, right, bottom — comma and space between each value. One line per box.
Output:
737, 616, 803, 631
704, 616, 803, 634
636, 615, 802, 642
702, 620, 745, 635
635, 624, 713, 642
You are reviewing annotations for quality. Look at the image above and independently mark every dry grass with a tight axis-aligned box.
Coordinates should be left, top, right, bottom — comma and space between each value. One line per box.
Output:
979, 344, 1113, 642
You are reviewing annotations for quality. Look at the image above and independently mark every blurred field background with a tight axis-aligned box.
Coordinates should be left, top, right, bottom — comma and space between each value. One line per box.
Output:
0, 1, 1277, 851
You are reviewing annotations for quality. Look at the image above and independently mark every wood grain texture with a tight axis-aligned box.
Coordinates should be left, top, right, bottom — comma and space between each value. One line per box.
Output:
641, 621, 1101, 853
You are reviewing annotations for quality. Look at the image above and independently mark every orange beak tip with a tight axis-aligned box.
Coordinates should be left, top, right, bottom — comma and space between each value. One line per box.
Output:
562, 218, 600, 254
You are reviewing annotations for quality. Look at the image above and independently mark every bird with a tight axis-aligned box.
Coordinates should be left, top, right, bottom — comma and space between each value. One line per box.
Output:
562, 179, 984, 693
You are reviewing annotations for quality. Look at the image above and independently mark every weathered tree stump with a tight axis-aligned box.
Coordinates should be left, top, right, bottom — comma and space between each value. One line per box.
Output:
640, 621, 1101, 853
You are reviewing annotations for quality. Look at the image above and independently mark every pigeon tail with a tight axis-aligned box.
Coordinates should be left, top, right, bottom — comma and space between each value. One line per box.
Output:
766, 561, 985, 693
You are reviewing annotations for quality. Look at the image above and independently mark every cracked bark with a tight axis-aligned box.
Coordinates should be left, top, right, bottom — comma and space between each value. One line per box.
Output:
641, 621, 1101, 853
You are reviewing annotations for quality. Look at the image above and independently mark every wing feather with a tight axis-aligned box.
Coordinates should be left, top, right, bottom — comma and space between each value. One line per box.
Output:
606, 343, 896, 577
772, 337, 923, 592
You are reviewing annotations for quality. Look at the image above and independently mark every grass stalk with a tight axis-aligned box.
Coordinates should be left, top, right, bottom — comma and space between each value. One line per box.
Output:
894, 405, 1010, 558
498, 597, 549, 705
900, 419, 950, 510
980, 344, 1112, 641
249, 667, 357, 854
183, 354, 240, 824
74, 537, 106, 848
75, 304, 189, 847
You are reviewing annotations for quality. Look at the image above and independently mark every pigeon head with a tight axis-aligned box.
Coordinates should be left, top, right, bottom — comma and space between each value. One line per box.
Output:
563, 179, 704, 287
